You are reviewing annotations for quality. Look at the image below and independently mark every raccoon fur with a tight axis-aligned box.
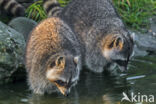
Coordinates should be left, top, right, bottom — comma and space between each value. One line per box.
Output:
43, 0, 62, 17
59, 0, 134, 73
25, 17, 82, 96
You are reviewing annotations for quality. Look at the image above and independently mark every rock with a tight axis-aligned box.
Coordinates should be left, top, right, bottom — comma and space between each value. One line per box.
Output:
133, 45, 148, 57
149, 17, 156, 37
129, 31, 156, 55
8, 17, 37, 41
0, 21, 26, 84
129, 16, 156, 56
128, 29, 156, 57
135, 32, 156, 52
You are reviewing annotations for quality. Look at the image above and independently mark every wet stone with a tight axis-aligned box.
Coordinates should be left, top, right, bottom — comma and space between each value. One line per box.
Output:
0, 21, 26, 84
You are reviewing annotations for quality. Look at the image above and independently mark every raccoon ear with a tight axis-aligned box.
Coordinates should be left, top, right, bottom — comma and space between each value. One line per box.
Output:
130, 32, 135, 41
108, 39, 115, 49
50, 61, 56, 68
74, 56, 79, 64
56, 56, 65, 68
114, 37, 123, 50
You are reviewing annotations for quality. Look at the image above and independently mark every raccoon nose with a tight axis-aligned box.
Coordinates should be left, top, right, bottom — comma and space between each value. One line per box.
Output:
64, 90, 69, 96
62, 88, 70, 96
58, 86, 70, 96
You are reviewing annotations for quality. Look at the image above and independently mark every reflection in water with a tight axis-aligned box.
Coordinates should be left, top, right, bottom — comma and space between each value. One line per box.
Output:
0, 55, 156, 104
126, 75, 146, 80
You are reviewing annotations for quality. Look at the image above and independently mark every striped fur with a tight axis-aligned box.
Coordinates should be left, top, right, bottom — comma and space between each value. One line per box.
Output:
0, 0, 25, 16
43, 0, 62, 17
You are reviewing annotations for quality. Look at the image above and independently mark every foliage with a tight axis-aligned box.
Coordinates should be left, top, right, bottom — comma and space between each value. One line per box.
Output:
25, 0, 70, 22
58, 0, 70, 7
26, 0, 47, 22
26, 0, 156, 32
113, 0, 156, 32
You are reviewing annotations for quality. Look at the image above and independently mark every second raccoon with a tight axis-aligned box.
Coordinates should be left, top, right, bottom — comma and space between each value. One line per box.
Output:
43, 0, 134, 73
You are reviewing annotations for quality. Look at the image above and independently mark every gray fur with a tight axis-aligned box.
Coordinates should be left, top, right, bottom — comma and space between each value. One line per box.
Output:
59, 0, 134, 73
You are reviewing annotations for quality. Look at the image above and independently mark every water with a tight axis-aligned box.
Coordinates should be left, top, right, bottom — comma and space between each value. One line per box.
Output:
0, 55, 156, 104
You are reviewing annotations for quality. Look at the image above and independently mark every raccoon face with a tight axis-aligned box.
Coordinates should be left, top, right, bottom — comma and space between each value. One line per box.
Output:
46, 55, 80, 96
102, 34, 134, 72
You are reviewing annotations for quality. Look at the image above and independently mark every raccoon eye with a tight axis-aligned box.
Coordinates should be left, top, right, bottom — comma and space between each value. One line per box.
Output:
55, 80, 66, 86
115, 60, 127, 66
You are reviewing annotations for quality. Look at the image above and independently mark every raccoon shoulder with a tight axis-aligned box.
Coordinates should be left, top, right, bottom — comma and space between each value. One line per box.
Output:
0, 0, 25, 16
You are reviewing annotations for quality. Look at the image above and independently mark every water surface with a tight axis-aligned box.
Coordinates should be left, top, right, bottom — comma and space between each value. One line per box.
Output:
0, 55, 156, 104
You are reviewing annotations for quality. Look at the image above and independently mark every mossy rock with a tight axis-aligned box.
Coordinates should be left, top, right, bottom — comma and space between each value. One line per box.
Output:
0, 21, 26, 84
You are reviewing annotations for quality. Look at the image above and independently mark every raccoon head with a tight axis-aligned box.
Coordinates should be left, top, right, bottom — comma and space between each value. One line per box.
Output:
46, 55, 80, 96
101, 33, 134, 72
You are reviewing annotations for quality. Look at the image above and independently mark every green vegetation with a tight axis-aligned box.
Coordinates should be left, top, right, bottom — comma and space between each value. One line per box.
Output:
26, 0, 156, 32
25, 0, 70, 22
26, 0, 47, 22
58, 0, 70, 7
113, 0, 156, 32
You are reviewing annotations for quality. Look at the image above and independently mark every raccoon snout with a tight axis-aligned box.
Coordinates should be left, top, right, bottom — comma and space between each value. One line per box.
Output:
114, 59, 128, 72
64, 89, 70, 96
58, 86, 71, 96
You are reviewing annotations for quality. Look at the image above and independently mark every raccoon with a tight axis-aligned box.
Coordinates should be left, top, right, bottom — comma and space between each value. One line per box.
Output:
0, 0, 25, 16
48, 0, 133, 73
25, 17, 82, 96
43, 0, 62, 17
59, 0, 134, 73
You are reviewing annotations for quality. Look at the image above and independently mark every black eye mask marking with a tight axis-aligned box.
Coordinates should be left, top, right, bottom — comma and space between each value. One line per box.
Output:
55, 80, 67, 86
54, 80, 74, 88
115, 60, 128, 66
114, 55, 130, 66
